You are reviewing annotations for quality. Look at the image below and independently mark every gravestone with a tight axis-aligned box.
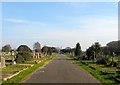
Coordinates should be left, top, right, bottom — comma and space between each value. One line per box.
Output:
0, 57, 6, 68
37, 53, 40, 59
12, 57, 16, 65
32, 51, 36, 59
40, 53, 43, 58
13, 61, 16, 65
11, 51, 15, 56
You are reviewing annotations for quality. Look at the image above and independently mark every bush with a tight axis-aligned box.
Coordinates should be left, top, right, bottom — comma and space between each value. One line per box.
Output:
80, 55, 88, 60
17, 45, 32, 53
96, 58, 107, 64
96, 55, 109, 65
15, 52, 32, 63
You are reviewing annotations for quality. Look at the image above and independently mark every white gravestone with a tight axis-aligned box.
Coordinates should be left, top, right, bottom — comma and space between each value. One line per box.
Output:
0, 57, 6, 68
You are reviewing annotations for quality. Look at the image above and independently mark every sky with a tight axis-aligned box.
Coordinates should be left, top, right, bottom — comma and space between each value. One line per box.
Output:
2, 2, 118, 51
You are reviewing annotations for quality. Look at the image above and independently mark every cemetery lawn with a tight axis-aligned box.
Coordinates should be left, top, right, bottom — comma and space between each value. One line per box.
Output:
2, 64, 31, 74
2, 54, 57, 83
66, 55, 119, 84
4, 55, 14, 60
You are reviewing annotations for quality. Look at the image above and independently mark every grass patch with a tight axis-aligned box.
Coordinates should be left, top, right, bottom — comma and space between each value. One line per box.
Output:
4, 55, 14, 60
76, 61, 117, 83
2, 54, 57, 84
1, 64, 31, 74
0, 80, 2, 85
66, 54, 119, 84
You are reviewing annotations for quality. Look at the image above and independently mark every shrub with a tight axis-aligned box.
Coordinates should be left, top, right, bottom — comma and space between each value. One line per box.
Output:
80, 54, 88, 60
96, 55, 109, 65
17, 45, 32, 53
15, 52, 32, 63
96, 58, 107, 64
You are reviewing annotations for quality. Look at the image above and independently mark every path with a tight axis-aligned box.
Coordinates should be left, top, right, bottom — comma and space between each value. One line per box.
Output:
23, 54, 100, 83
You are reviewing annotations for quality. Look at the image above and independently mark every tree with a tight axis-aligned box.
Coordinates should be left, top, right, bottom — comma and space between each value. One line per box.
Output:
15, 52, 32, 63
75, 43, 81, 56
94, 42, 101, 60
65, 47, 72, 54
41, 46, 48, 56
47, 47, 52, 55
118, 41, 120, 55
51, 47, 59, 53
86, 46, 94, 60
86, 42, 101, 60
106, 41, 119, 55
71, 48, 75, 56
2, 44, 11, 52
102, 46, 109, 55
94, 42, 101, 54
60, 47, 72, 54
17, 45, 32, 53
33, 42, 41, 52
15, 45, 32, 63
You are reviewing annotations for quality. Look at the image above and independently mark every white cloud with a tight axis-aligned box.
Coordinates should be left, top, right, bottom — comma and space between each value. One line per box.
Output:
4, 18, 47, 26
40, 15, 118, 50
4, 18, 28, 23
3, 16, 118, 51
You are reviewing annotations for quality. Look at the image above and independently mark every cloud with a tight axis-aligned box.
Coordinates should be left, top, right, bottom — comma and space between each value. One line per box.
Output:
4, 18, 28, 23
3, 15, 118, 51
4, 18, 47, 26
40, 15, 118, 50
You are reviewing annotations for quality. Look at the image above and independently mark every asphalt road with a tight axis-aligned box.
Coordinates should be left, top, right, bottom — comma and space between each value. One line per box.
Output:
23, 54, 100, 83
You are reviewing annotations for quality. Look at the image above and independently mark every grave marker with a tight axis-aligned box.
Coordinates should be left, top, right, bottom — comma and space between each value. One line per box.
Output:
0, 56, 6, 68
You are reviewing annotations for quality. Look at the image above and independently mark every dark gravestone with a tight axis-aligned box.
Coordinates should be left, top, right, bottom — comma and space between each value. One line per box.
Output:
113, 62, 117, 67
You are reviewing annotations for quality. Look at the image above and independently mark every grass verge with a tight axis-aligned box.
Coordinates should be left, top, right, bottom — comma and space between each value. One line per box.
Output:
2, 54, 57, 84
66, 54, 119, 84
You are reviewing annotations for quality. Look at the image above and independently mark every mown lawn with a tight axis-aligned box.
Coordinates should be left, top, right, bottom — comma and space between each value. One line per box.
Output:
66, 54, 120, 84
2, 54, 57, 84
4, 55, 14, 60
1, 64, 31, 74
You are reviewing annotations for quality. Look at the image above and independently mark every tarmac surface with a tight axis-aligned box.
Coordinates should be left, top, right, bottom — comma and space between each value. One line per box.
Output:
23, 54, 100, 83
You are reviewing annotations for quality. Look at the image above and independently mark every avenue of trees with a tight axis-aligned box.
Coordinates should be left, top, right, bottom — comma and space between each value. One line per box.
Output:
1, 42, 59, 63
1, 40, 120, 66
61, 40, 120, 67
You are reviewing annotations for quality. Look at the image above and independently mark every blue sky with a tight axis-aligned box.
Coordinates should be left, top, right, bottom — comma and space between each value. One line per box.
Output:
2, 2, 118, 50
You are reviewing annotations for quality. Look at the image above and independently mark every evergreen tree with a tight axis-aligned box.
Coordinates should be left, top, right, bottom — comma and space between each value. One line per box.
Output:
75, 43, 81, 56
15, 45, 32, 63
41, 46, 48, 56
17, 45, 32, 53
